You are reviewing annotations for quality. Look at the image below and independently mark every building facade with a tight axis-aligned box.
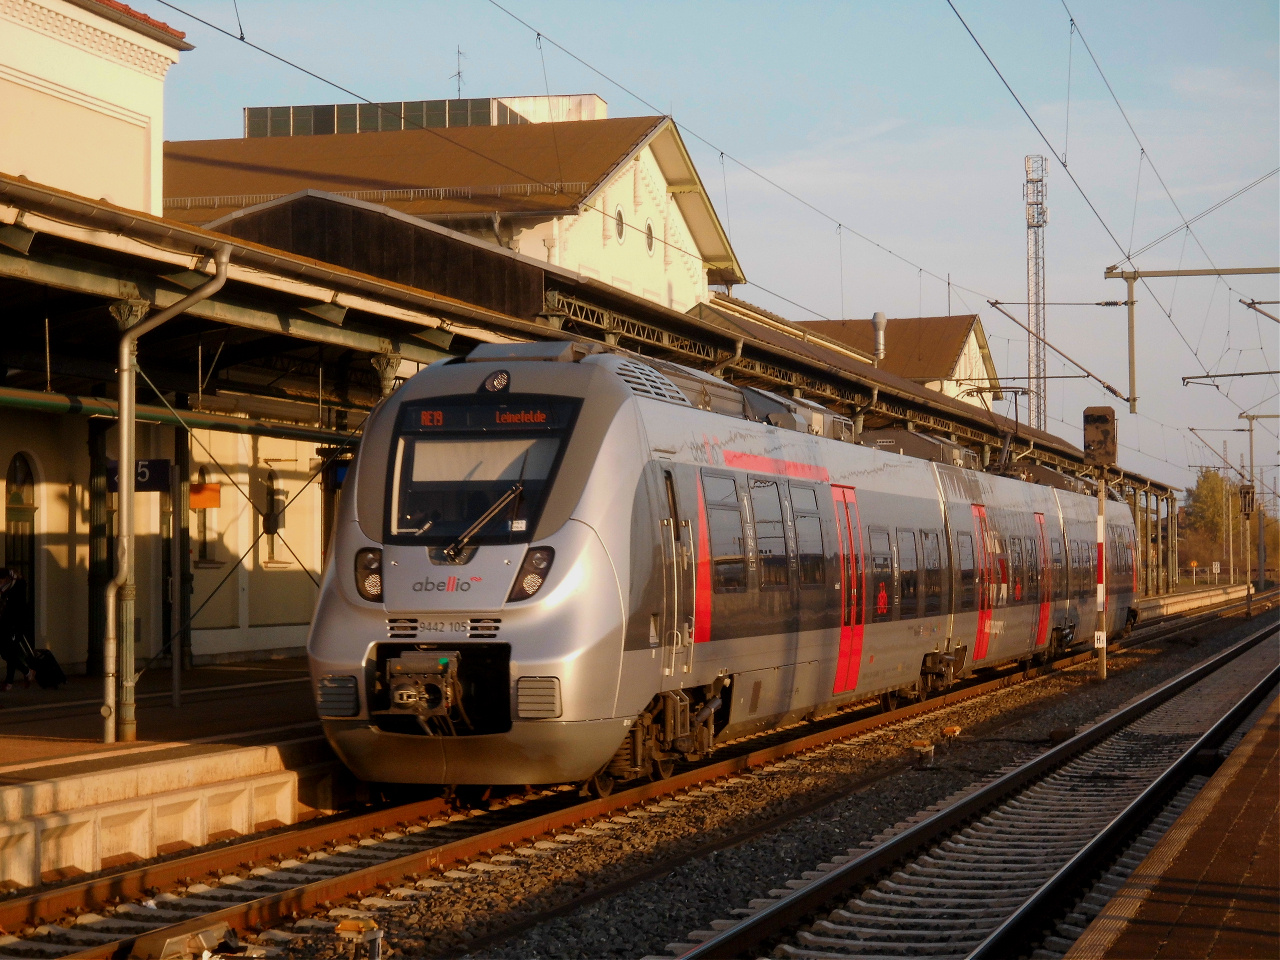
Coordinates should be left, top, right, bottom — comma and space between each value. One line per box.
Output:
0, 0, 190, 215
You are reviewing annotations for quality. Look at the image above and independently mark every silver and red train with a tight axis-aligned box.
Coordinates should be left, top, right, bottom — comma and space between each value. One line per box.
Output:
307, 342, 1137, 789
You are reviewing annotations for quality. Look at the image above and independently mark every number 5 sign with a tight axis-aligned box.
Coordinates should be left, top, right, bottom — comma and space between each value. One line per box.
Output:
107, 459, 172, 493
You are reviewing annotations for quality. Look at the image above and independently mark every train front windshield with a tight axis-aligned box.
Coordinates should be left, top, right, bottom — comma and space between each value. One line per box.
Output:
386, 396, 580, 546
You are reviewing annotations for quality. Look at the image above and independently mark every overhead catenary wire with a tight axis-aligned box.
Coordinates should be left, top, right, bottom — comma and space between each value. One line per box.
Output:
150, 0, 842, 320
155, 0, 1269, 464
947, 0, 1277, 441
1059, 0, 1278, 392
480, 0, 1000, 306
1127, 168, 1279, 262
157, 0, 1154, 405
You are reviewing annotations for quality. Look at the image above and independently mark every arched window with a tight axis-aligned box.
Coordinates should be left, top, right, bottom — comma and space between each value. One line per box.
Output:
614, 206, 625, 243
5, 453, 36, 641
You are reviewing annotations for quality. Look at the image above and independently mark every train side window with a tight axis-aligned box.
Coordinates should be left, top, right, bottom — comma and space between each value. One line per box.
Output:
1027, 537, 1040, 588
702, 473, 745, 593
703, 474, 737, 506
794, 514, 825, 586
706, 507, 747, 593
897, 528, 919, 619
868, 526, 893, 622
750, 479, 790, 590
921, 529, 942, 616
995, 536, 1009, 607
790, 485, 819, 513
958, 532, 975, 611
790, 483, 824, 587
1009, 537, 1024, 602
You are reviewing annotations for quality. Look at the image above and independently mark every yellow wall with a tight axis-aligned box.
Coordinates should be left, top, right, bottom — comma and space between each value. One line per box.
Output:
0, 412, 327, 673
0, 0, 179, 214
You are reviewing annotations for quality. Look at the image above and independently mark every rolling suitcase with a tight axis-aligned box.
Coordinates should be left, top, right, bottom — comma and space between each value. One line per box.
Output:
16, 634, 66, 689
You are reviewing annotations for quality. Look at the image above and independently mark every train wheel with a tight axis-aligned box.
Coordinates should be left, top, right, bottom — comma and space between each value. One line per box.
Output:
650, 757, 675, 781
587, 771, 615, 798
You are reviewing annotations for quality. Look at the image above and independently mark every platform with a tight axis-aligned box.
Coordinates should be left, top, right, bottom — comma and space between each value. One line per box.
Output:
1135, 583, 1251, 620
0, 659, 356, 892
1065, 697, 1280, 959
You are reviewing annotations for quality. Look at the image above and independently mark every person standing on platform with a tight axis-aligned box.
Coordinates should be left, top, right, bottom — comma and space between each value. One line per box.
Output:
0, 568, 31, 690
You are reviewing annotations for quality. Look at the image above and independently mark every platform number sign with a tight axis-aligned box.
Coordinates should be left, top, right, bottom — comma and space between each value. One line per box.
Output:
1082, 407, 1117, 467
107, 459, 172, 493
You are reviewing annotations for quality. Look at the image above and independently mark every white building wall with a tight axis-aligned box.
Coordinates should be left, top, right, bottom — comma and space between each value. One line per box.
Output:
496, 94, 606, 123
938, 332, 996, 407
514, 145, 710, 310
0, 0, 181, 214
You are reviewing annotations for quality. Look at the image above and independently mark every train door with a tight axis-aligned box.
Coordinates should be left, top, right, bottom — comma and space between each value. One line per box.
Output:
831, 485, 864, 694
971, 504, 993, 660
659, 468, 695, 682
1034, 513, 1050, 647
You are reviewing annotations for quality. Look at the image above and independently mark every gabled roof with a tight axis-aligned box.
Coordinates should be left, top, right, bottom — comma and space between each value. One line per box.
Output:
163, 115, 745, 284
803, 315, 1002, 397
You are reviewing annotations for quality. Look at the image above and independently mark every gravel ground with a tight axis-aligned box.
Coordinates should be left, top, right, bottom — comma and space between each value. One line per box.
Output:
268, 610, 1274, 960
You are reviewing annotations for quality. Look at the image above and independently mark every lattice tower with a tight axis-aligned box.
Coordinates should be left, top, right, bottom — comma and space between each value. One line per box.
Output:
1024, 155, 1047, 432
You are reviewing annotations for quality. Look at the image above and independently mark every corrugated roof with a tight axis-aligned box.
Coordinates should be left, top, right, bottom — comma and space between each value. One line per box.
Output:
163, 117, 663, 223
804, 315, 984, 381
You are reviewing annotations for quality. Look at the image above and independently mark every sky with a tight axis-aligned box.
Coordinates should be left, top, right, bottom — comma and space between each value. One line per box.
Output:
140, 0, 1279, 502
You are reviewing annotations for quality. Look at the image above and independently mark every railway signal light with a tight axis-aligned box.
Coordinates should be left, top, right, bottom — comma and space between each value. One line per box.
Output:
1240, 484, 1255, 517
1083, 407, 1117, 467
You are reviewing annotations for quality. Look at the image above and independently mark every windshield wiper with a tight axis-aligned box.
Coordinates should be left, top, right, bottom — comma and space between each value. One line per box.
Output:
443, 481, 524, 561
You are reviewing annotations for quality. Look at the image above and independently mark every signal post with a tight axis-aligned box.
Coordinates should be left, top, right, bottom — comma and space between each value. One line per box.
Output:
1084, 407, 1117, 681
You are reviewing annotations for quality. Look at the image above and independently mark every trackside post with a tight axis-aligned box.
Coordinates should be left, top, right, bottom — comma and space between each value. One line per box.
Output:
1083, 407, 1117, 681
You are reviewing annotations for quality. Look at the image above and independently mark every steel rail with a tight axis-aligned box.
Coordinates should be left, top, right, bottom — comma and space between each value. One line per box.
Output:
25, 654, 1113, 960
8, 593, 1268, 957
971, 659, 1280, 958
677, 617, 1279, 959
0, 797, 450, 933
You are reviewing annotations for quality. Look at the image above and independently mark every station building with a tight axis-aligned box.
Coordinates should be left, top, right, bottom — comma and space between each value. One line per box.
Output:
0, 1, 1179, 698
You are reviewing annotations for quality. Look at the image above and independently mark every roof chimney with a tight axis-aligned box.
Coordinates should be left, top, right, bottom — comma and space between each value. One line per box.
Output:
871, 311, 887, 366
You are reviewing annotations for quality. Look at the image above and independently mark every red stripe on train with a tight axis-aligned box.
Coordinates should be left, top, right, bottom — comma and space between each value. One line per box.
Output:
722, 450, 829, 482
694, 473, 713, 643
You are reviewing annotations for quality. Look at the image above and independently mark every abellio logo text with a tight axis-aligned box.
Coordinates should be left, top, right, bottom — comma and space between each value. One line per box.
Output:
413, 575, 482, 593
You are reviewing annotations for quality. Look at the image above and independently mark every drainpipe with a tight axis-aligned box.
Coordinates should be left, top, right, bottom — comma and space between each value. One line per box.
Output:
104, 245, 230, 743
709, 339, 743, 377
853, 386, 878, 443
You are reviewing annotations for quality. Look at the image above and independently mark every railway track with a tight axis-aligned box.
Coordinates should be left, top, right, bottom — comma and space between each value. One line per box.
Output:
670, 616, 1279, 960
0, 593, 1271, 960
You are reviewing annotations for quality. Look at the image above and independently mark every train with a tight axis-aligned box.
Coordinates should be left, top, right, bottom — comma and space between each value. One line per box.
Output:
307, 341, 1138, 793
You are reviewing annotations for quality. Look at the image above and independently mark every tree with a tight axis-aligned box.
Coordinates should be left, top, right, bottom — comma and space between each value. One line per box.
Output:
1184, 468, 1229, 542
1179, 468, 1242, 573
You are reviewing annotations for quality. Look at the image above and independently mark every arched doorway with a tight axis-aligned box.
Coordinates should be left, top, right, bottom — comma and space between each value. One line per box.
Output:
5, 453, 37, 642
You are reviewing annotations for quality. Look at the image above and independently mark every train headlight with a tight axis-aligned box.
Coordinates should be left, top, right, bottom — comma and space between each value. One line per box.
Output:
508, 546, 554, 602
354, 547, 383, 602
